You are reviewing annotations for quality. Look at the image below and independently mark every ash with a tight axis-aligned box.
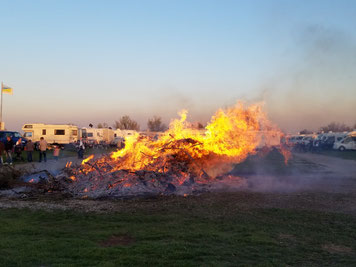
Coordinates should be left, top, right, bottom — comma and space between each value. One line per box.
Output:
60, 162, 247, 199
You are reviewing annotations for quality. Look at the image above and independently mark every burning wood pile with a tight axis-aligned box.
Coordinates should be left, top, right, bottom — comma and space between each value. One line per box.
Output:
55, 102, 290, 199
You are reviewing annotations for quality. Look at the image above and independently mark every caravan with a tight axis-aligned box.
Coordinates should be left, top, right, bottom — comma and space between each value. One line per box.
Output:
22, 123, 79, 145
80, 128, 115, 146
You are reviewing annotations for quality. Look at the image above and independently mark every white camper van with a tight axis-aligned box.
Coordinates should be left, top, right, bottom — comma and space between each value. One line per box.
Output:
114, 129, 137, 138
22, 124, 79, 144
80, 128, 115, 144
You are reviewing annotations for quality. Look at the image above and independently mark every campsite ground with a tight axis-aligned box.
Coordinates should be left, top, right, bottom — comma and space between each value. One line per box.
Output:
0, 151, 356, 266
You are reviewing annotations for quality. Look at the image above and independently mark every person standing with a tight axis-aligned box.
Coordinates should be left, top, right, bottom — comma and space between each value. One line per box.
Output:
0, 141, 5, 165
14, 138, 24, 161
39, 137, 47, 162
77, 138, 85, 159
25, 140, 35, 162
53, 145, 60, 161
4, 136, 14, 165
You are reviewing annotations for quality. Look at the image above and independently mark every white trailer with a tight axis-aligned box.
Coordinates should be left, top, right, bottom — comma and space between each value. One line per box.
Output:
114, 129, 138, 138
80, 128, 115, 144
22, 123, 79, 144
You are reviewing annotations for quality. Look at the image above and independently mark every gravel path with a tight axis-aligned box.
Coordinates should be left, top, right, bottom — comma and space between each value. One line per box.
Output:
14, 157, 85, 174
294, 153, 356, 178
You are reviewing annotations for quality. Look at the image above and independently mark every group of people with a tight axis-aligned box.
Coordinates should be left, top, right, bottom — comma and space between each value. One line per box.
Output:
0, 136, 17, 165
0, 136, 87, 165
0, 136, 29, 165
0, 136, 59, 165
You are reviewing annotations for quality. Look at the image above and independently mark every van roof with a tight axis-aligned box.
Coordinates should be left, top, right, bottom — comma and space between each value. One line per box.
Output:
22, 123, 78, 127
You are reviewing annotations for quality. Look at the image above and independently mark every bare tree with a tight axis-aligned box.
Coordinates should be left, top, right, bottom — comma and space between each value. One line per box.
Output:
197, 122, 205, 129
114, 115, 140, 130
299, 129, 313, 135
320, 122, 351, 133
147, 116, 167, 132
97, 123, 108, 128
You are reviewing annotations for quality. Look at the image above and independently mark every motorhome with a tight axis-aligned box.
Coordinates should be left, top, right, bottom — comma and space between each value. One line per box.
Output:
80, 127, 115, 144
114, 129, 138, 138
22, 124, 79, 144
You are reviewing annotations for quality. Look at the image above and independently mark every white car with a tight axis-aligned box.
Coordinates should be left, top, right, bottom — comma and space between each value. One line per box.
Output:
287, 135, 304, 145
333, 136, 356, 151
301, 135, 314, 145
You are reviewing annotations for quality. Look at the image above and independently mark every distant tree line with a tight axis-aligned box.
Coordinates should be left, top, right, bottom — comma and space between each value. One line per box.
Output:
94, 115, 206, 132
95, 115, 169, 131
147, 116, 167, 132
114, 115, 140, 131
300, 122, 356, 134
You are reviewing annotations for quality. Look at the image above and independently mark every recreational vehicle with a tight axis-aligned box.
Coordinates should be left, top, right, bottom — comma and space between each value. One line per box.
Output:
114, 129, 137, 138
22, 124, 79, 145
80, 127, 115, 144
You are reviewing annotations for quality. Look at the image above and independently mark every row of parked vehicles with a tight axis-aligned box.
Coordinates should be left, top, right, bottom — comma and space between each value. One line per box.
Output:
286, 131, 356, 152
21, 123, 136, 149
0, 123, 138, 152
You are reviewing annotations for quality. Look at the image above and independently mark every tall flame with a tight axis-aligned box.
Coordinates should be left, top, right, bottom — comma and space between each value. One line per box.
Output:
104, 102, 286, 178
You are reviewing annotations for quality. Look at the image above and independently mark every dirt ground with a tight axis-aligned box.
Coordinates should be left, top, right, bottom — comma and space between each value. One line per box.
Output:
295, 152, 356, 178
1, 152, 355, 215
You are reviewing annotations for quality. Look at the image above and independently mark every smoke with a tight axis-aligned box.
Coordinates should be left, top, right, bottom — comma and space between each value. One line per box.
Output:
211, 149, 356, 194
266, 25, 356, 133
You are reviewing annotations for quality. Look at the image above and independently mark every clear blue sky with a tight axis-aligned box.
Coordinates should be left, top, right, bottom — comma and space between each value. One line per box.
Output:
1, 0, 356, 132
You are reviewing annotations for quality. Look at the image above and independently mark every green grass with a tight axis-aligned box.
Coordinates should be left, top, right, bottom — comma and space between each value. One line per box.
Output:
0, 199, 355, 266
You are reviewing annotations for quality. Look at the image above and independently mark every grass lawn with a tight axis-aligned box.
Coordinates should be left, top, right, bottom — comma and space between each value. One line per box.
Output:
0, 199, 355, 266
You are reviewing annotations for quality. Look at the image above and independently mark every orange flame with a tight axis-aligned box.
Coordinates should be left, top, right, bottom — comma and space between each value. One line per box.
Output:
81, 155, 94, 165
65, 161, 72, 168
105, 102, 287, 178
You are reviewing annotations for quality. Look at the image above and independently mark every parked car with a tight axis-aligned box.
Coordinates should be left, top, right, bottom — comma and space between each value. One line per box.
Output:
301, 135, 314, 145
0, 131, 27, 147
287, 135, 304, 146
333, 136, 356, 151
319, 133, 348, 150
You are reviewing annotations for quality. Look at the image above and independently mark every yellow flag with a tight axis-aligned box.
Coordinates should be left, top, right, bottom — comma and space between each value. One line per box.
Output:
2, 84, 13, 95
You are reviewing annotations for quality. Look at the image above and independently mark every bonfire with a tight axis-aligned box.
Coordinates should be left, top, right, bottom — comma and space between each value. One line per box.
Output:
64, 102, 290, 198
